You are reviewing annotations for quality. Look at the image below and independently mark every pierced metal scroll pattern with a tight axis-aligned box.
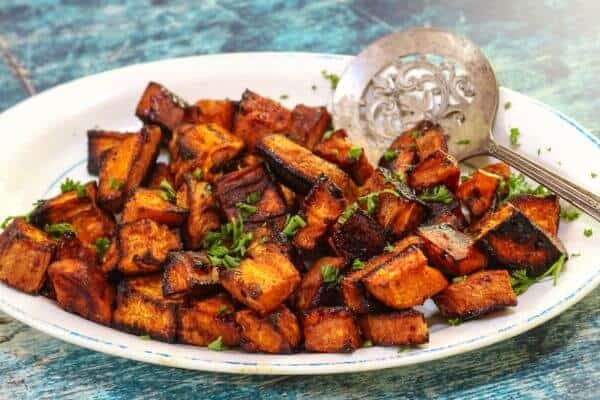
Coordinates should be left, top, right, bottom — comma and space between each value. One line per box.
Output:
363, 55, 476, 138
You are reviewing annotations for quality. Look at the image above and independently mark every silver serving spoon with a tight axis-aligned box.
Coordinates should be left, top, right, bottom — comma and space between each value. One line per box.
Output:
332, 27, 600, 221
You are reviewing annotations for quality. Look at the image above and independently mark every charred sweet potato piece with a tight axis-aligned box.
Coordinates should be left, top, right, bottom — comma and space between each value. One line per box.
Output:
47, 259, 115, 325
135, 81, 187, 133
257, 134, 357, 199
471, 203, 566, 276
113, 274, 182, 342
293, 176, 346, 250
359, 310, 428, 346
215, 165, 288, 224
176, 176, 221, 250
87, 130, 131, 175
116, 219, 182, 275
378, 129, 418, 181
288, 104, 331, 149
511, 194, 560, 236
233, 90, 292, 150
177, 293, 240, 346
414, 123, 448, 161
313, 129, 374, 185
426, 200, 467, 231
236, 305, 301, 353
220, 241, 301, 315
456, 170, 500, 218
169, 123, 244, 186
362, 246, 448, 309
408, 150, 460, 192
341, 236, 423, 314
294, 256, 346, 311
183, 99, 235, 131
434, 270, 517, 319
302, 307, 361, 353
162, 251, 219, 298
417, 224, 487, 276
146, 162, 175, 189
122, 188, 188, 227
30, 182, 115, 246
54, 233, 98, 266
97, 126, 162, 212
0, 218, 55, 294
328, 209, 387, 260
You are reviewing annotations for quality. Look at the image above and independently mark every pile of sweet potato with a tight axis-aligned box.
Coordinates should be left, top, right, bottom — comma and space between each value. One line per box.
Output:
0, 82, 567, 353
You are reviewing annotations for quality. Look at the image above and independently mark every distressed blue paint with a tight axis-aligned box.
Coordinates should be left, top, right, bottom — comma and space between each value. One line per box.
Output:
0, 0, 599, 399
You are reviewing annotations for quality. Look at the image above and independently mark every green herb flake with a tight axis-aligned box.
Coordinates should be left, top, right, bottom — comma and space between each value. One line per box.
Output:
60, 178, 87, 198
592, 172, 598, 179
139, 335, 151, 340
109, 177, 125, 191
321, 130, 335, 141
510, 254, 566, 295
282, 215, 307, 238
348, 146, 362, 162
560, 208, 580, 222
584, 228, 593, 237
95, 237, 111, 258
504, 101, 512, 110
321, 70, 340, 89
447, 318, 461, 326
571, 253, 581, 258
203, 218, 253, 269
159, 179, 177, 202
338, 203, 358, 224
382, 149, 399, 162
358, 193, 378, 215
192, 168, 203, 181
509, 127, 521, 147
499, 173, 550, 203
44, 222, 75, 238
411, 130, 423, 139
537, 148, 541, 156
208, 336, 227, 351
236, 202, 258, 218
321, 265, 341, 287
384, 243, 394, 252
352, 258, 365, 270
418, 186, 453, 204
218, 305, 231, 316
456, 139, 471, 145
1, 216, 16, 230
362, 340, 373, 348
279, 94, 289, 100
452, 275, 468, 283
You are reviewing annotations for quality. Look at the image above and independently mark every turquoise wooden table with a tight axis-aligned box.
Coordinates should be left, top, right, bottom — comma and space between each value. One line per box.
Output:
1, 1, 599, 398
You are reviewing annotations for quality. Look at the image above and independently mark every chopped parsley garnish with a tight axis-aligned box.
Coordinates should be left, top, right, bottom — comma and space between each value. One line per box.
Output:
358, 189, 399, 215
208, 336, 227, 351
460, 174, 471, 183
362, 340, 373, 348
139, 335, 151, 340
452, 275, 468, 283
546, 147, 552, 152
218, 305, 232, 316
95, 237, 111, 258
560, 208, 580, 222
60, 178, 86, 198
499, 173, 549, 202
321, 265, 342, 287
159, 179, 177, 201
1, 216, 16, 230
571, 253, 581, 258
321, 130, 335, 141
321, 70, 340, 89
456, 139, 471, 145
504, 101, 511, 110
352, 258, 365, 270
418, 186, 453, 204
280, 94, 289, 100
1, 200, 45, 230
192, 168, 203, 180
509, 127, 521, 147
338, 203, 358, 224
236, 191, 261, 218
382, 149, 399, 162
384, 243, 394, 252
592, 172, 598, 179
109, 177, 125, 191
348, 146, 362, 162
282, 214, 307, 238
447, 318, 461, 326
411, 130, 423, 139
584, 228, 593, 237
510, 254, 566, 295
44, 222, 75, 238
204, 218, 253, 269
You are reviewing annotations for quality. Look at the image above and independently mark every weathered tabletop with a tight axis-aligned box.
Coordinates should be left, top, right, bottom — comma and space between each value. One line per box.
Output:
1, 1, 599, 398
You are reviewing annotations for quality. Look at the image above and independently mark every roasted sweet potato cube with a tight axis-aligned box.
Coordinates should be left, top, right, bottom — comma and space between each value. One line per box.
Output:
415, 125, 448, 161
294, 256, 346, 311
471, 203, 566, 276
257, 134, 357, 199
409, 150, 460, 192
341, 236, 423, 314
215, 165, 288, 224
177, 293, 240, 346
116, 219, 182, 275
97, 126, 162, 212
169, 123, 244, 186
483, 162, 511, 180
0, 218, 55, 294
236, 306, 301, 353
47, 259, 115, 325
176, 176, 221, 250
54, 232, 98, 266
87, 130, 131, 175
302, 307, 361, 353
456, 170, 500, 218
378, 129, 419, 181
135, 81, 187, 133
314, 129, 374, 185
288, 104, 331, 149
122, 188, 188, 227
162, 251, 219, 298
293, 176, 346, 250
220, 242, 301, 315
417, 224, 487, 276
113, 274, 182, 342
233, 90, 292, 150
146, 162, 175, 189
328, 209, 387, 260
434, 270, 517, 319
511, 194, 560, 236
362, 246, 448, 309
426, 200, 467, 231
99, 238, 118, 274
183, 99, 235, 131
359, 310, 428, 346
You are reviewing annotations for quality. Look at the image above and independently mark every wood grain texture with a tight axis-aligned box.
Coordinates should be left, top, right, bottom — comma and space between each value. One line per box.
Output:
0, 0, 598, 399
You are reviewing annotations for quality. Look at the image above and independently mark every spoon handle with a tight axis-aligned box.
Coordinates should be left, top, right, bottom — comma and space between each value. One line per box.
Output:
488, 140, 600, 222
